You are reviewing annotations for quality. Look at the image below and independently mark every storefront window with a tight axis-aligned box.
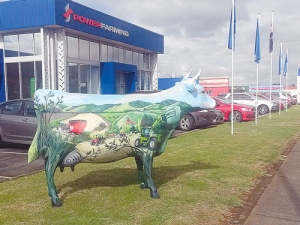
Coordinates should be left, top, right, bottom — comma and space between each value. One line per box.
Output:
68, 63, 79, 93
119, 48, 124, 63
143, 54, 150, 70
4, 35, 18, 57
133, 52, 139, 66
67, 36, 78, 58
21, 62, 34, 98
6, 63, 20, 99
79, 39, 89, 60
34, 32, 41, 55
113, 47, 119, 62
101, 44, 108, 62
137, 71, 151, 91
19, 33, 34, 56
125, 50, 132, 64
107, 46, 113, 61
90, 42, 99, 61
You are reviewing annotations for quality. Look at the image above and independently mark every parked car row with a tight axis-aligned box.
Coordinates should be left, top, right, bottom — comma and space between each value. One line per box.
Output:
0, 92, 296, 146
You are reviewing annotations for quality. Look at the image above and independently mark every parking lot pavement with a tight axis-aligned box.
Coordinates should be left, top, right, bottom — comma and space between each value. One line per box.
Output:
0, 129, 192, 182
0, 144, 44, 182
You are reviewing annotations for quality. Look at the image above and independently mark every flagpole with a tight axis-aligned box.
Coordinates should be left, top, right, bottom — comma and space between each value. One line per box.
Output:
279, 42, 282, 115
228, 0, 235, 135
231, 0, 234, 135
285, 48, 288, 112
269, 11, 274, 119
254, 14, 261, 126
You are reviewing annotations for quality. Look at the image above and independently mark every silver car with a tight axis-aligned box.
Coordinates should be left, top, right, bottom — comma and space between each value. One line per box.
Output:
0, 99, 37, 147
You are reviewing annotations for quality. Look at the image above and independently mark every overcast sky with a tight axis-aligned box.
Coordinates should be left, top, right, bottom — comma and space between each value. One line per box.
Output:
74, 0, 299, 87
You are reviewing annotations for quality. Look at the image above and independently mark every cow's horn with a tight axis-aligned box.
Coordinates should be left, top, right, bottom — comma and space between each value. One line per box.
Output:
192, 68, 202, 82
183, 69, 193, 80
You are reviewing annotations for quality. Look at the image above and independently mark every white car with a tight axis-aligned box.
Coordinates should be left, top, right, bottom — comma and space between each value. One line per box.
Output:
218, 93, 279, 115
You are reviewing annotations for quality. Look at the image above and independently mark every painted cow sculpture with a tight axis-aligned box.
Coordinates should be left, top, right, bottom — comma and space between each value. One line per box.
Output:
28, 69, 216, 207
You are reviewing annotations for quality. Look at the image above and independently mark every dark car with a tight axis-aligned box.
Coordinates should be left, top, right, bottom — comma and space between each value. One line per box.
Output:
178, 109, 218, 131
0, 99, 37, 147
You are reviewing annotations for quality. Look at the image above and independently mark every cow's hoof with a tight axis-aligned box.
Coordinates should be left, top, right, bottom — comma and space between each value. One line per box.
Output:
150, 190, 160, 199
51, 198, 62, 207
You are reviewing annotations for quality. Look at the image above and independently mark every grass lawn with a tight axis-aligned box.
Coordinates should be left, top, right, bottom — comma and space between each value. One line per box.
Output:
1, 106, 300, 225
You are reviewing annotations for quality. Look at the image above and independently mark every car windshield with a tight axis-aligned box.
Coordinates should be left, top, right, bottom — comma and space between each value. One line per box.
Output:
214, 97, 231, 104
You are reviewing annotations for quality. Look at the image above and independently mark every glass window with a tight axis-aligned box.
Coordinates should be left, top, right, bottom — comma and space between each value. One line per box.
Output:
24, 102, 36, 117
6, 63, 20, 100
21, 62, 34, 98
19, 33, 34, 56
107, 46, 113, 61
67, 36, 78, 58
80, 64, 89, 94
119, 48, 124, 63
100, 44, 107, 62
36, 61, 43, 90
125, 50, 132, 64
133, 52, 139, 66
113, 47, 119, 62
1, 101, 22, 115
143, 54, 150, 70
79, 39, 89, 60
34, 32, 41, 55
90, 42, 99, 61
68, 63, 79, 93
138, 53, 143, 69
4, 35, 18, 57
137, 71, 151, 91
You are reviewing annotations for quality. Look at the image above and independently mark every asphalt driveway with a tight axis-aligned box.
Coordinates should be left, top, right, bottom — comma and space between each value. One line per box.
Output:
0, 144, 44, 182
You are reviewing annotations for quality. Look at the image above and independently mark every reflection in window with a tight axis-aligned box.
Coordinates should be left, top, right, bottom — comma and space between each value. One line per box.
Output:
143, 54, 150, 70
4, 35, 18, 57
6, 63, 20, 99
19, 33, 34, 56
68, 63, 79, 93
90, 42, 99, 61
67, 36, 78, 58
79, 39, 89, 60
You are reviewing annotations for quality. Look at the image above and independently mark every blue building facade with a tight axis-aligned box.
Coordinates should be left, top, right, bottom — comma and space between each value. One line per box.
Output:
0, 0, 164, 100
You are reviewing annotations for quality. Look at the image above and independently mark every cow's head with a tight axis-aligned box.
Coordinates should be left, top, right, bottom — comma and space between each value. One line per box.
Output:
169, 69, 216, 109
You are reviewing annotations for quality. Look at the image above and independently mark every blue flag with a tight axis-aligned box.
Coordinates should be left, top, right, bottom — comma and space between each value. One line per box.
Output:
254, 17, 261, 63
228, 0, 236, 51
283, 50, 288, 76
269, 12, 274, 53
278, 44, 282, 75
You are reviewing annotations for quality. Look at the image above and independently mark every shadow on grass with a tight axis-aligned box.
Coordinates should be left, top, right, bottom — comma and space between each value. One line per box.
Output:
58, 160, 218, 202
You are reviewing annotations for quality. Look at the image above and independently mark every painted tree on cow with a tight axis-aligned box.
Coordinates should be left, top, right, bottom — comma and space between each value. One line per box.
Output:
28, 69, 216, 207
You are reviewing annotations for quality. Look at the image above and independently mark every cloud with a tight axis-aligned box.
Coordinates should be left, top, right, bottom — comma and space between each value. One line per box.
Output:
76, 0, 300, 86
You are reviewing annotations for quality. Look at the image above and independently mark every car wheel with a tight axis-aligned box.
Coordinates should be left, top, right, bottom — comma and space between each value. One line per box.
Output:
229, 110, 243, 122
179, 114, 194, 131
257, 104, 269, 115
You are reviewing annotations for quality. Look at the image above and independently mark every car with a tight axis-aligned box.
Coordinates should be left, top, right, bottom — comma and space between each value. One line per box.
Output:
178, 109, 218, 131
218, 92, 279, 115
0, 99, 37, 147
213, 97, 255, 122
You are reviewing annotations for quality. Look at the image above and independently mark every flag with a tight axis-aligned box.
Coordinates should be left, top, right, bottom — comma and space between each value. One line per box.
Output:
254, 17, 261, 63
228, 0, 236, 51
278, 43, 282, 75
269, 12, 274, 53
283, 49, 288, 76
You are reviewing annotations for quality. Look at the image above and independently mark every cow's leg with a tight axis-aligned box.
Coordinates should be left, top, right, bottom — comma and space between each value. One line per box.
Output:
135, 157, 147, 189
44, 156, 62, 207
137, 151, 160, 199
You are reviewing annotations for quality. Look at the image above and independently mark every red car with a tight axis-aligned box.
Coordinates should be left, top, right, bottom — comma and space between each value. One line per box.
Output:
213, 97, 255, 122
